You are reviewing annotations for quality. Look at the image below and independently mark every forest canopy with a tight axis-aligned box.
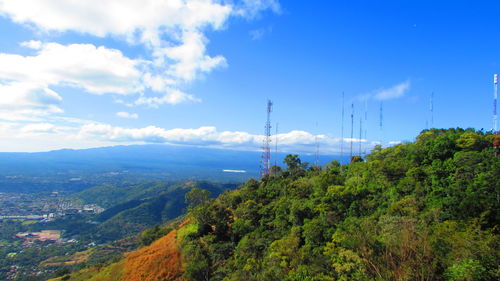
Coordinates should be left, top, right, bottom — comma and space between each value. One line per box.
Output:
182, 128, 499, 281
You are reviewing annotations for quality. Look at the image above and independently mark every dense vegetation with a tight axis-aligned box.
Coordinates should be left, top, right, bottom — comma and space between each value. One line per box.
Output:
182, 129, 499, 281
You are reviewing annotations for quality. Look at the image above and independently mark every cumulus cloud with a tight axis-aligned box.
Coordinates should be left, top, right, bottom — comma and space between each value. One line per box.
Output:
0, 42, 144, 119
78, 124, 255, 145
76, 123, 370, 154
116, 112, 139, 119
20, 122, 56, 133
0, 0, 280, 110
0, 0, 231, 37
374, 80, 411, 100
1, 42, 141, 94
134, 89, 201, 107
0, 82, 63, 120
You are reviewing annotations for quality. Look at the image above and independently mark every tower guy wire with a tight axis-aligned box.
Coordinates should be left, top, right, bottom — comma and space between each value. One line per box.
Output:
261, 100, 273, 177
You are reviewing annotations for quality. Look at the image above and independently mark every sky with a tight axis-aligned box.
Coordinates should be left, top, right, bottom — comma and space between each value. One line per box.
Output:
0, 0, 499, 154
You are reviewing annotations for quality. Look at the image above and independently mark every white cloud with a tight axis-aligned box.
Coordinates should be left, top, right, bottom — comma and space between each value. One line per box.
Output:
0, 0, 231, 36
159, 31, 228, 82
1, 42, 141, 94
235, 0, 281, 18
0, 82, 63, 120
116, 112, 139, 119
0, 0, 280, 110
20, 122, 56, 133
20, 40, 42, 49
76, 123, 370, 154
0, 118, 375, 153
134, 89, 201, 107
374, 80, 411, 100
0, 42, 144, 120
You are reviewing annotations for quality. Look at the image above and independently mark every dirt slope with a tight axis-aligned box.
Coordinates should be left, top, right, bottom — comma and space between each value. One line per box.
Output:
48, 219, 191, 281
122, 227, 184, 281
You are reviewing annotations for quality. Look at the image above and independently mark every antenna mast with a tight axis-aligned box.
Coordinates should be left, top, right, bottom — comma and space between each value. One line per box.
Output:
430, 92, 434, 128
379, 101, 383, 146
340, 92, 345, 164
274, 122, 279, 168
261, 100, 273, 177
350, 103, 354, 162
315, 122, 320, 166
494, 74, 498, 133
359, 117, 362, 157
363, 99, 368, 157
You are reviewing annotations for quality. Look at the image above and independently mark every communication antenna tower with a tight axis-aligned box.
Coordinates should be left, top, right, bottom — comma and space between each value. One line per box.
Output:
359, 117, 362, 157
363, 99, 368, 157
494, 74, 498, 133
379, 101, 383, 146
274, 122, 279, 168
315, 122, 320, 166
261, 100, 273, 177
350, 103, 354, 162
340, 92, 345, 165
430, 92, 434, 128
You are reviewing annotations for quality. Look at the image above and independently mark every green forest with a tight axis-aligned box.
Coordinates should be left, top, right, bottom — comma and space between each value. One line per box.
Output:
182, 128, 499, 281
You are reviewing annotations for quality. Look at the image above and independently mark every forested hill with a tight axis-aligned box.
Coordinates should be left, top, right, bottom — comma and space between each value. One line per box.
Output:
51, 128, 499, 281
183, 128, 499, 281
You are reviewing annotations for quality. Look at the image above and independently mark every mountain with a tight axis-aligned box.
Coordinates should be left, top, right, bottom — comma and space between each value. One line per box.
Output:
47, 129, 499, 281
0, 144, 344, 193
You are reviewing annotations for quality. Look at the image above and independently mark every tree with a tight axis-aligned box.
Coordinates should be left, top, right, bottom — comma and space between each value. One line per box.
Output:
284, 154, 308, 178
284, 154, 302, 170
186, 187, 211, 210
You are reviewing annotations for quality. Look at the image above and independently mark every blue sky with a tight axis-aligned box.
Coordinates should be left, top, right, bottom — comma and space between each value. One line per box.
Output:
0, 0, 498, 153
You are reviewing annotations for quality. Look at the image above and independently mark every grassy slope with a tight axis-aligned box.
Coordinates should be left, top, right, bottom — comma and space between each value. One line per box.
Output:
49, 220, 196, 281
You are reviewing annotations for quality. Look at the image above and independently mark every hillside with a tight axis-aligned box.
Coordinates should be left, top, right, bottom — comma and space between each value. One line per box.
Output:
48, 219, 195, 281
32, 181, 236, 243
181, 129, 499, 280
47, 129, 499, 281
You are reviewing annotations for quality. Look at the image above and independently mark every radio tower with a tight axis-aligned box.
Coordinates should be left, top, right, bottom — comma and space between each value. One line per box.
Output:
359, 117, 362, 156
379, 102, 383, 146
261, 100, 273, 177
340, 92, 345, 165
494, 74, 498, 133
430, 92, 434, 128
274, 122, 279, 168
363, 99, 368, 157
315, 122, 320, 166
350, 103, 354, 162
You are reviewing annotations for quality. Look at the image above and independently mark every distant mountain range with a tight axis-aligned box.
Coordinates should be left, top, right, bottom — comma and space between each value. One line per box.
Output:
0, 144, 345, 193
